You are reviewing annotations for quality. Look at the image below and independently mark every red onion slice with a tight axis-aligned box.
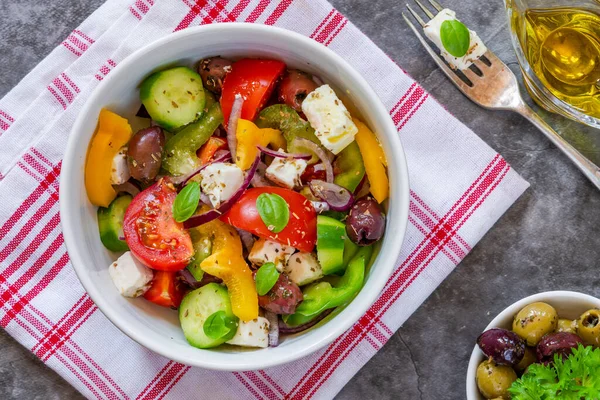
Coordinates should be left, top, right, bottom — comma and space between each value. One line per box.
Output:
178, 151, 232, 187
257, 145, 311, 160
279, 308, 334, 334
183, 156, 259, 229
250, 161, 270, 188
112, 180, 141, 197
308, 180, 354, 212
310, 201, 330, 213
291, 138, 333, 183
265, 311, 280, 347
227, 94, 243, 161
235, 227, 255, 253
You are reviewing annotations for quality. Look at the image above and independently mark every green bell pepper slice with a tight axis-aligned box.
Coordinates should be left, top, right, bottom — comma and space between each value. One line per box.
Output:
255, 104, 321, 162
162, 92, 223, 176
186, 229, 213, 281
284, 245, 372, 326
333, 141, 365, 192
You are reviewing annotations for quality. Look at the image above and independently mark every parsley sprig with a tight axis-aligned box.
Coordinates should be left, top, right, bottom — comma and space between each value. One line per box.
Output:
509, 345, 600, 399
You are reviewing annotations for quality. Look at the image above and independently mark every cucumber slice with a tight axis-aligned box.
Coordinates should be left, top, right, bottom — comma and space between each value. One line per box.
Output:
97, 195, 132, 252
140, 67, 206, 130
316, 215, 347, 275
179, 283, 236, 349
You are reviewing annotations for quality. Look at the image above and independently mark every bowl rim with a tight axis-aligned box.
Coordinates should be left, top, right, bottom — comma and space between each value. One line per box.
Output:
60, 22, 410, 370
465, 290, 600, 400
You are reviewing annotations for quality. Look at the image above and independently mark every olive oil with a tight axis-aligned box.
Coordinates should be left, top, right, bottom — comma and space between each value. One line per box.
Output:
514, 8, 600, 118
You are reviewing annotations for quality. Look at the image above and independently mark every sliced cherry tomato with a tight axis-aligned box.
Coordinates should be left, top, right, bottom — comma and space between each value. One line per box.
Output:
301, 164, 327, 184
197, 136, 228, 164
123, 178, 193, 271
143, 270, 185, 308
221, 59, 286, 128
221, 187, 317, 252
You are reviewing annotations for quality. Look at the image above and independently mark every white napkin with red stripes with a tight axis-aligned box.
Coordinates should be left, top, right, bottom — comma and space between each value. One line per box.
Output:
0, 0, 529, 398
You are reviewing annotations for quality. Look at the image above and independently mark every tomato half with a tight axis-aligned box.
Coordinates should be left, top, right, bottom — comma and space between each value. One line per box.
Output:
221, 187, 317, 252
123, 178, 193, 271
220, 59, 286, 127
197, 136, 228, 165
143, 270, 185, 308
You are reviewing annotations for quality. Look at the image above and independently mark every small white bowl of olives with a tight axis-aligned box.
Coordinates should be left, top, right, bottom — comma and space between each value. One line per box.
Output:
466, 290, 600, 400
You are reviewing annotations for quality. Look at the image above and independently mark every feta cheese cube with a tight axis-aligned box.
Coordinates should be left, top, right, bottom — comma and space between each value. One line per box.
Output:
108, 251, 154, 297
199, 162, 244, 208
423, 9, 487, 70
248, 238, 295, 272
265, 152, 308, 189
110, 147, 130, 185
301, 85, 358, 155
226, 316, 270, 348
285, 252, 323, 286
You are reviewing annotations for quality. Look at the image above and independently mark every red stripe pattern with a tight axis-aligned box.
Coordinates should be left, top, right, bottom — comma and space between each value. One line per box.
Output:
0, 1, 527, 399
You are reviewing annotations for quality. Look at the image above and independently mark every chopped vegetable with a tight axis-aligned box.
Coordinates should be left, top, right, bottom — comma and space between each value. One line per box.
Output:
85, 109, 133, 207
256, 104, 321, 162
235, 118, 285, 170
140, 66, 206, 130
97, 195, 132, 252
161, 93, 223, 176
197, 136, 227, 165
316, 215, 347, 275
285, 246, 372, 326
193, 216, 258, 322
333, 141, 365, 192
222, 187, 317, 253
186, 230, 212, 281
179, 283, 237, 348
143, 270, 185, 308
221, 58, 285, 127
123, 178, 194, 271
353, 118, 389, 203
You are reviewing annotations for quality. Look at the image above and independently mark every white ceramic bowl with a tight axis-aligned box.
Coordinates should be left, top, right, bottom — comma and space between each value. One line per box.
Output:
466, 291, 600, 399
60, 23, 410, 370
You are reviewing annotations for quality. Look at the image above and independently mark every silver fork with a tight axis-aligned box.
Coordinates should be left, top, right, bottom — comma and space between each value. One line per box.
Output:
403, 0, 600, 190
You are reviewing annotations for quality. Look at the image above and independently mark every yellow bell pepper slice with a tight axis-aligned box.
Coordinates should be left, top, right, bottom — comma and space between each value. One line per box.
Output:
85, 109, 133, 207
353, 118, 389, 203
194, 217, 258, 322
236, 119, 285, 169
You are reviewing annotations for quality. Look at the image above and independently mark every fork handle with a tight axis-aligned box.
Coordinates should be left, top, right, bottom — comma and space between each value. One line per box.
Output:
516, 103, 600, 190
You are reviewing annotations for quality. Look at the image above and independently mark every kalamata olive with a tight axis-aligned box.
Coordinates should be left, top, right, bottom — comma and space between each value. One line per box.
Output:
477, 328, 525, 366
536, 332, 582, 364
346, 197, 385, 246
512, 302, 558, 346
577, 309, 600, 346
257, 272, 303, 315
198, 57, 232, 94
277, 70, 318, 112
127, 126, 165, 182
476, 360, 516, 400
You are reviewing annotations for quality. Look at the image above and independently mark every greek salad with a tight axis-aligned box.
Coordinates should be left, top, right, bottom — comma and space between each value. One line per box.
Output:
85, 56, 389, 349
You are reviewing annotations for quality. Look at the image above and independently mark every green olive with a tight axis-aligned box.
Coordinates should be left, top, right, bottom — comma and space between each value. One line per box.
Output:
577, 309, 600, 346
512, 302, 558, 346
556, 318, 577, 334
476, 360, 517, 399
514, 346, 536, 374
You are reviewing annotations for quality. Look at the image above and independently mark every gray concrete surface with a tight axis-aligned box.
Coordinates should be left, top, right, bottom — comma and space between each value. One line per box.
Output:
1, 1, 599, 399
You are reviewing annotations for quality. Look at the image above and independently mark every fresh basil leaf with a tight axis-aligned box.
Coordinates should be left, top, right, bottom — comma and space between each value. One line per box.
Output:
203, 311, 239, 340
440, 19, 470, 58
173, 181, 200, 222
256, 193, 289, 233
255, 262, 280, 296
